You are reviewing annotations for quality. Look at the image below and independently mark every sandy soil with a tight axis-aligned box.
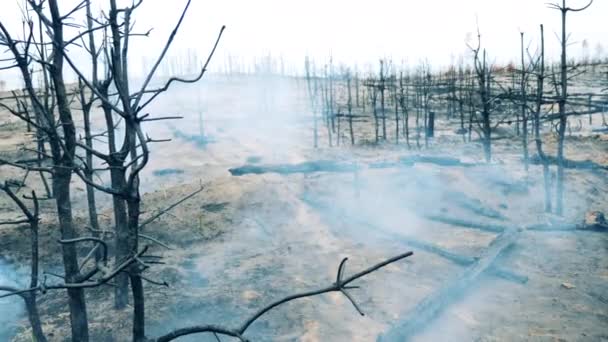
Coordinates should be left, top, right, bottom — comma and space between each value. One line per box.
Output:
0, 75, 607, 341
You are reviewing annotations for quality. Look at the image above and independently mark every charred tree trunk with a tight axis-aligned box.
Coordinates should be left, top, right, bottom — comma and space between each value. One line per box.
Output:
394, 89, 400, 144
347, 73, 354, 145
550, 0, 594, 213
427, 111, 435, 138
110, 162, 130, 308
534, 25, 552, 213
371, 86, 379, 143
304, 57, 318, 148
415, 87, 421, 149
380, 61, 387, 140
127, 190, 145, 341
556, 6, 568, 215
399, 72, 411, 149
53, 170, 89, 341
49, 1, 90, 338
521, 32, 530, 172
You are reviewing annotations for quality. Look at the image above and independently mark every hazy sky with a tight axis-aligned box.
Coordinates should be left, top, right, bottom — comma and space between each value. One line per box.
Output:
141, 0, 607, 69
1, 0, 607, 78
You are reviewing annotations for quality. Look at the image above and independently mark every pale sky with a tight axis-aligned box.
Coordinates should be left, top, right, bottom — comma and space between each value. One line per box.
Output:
0, 0, 606, 81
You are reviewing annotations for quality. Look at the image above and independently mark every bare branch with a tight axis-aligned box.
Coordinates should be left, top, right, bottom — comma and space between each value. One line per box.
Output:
154, 251, 413, 342
131, 0, 194, 110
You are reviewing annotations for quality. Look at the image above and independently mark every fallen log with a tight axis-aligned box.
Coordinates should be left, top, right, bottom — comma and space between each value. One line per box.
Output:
426, 215, 595, 233
230, 155, 476, 176
400, 236, 526, 284
300, 194, 526, 285
529, 154, 608, 171
369, 155, 476, 169
399, 155, 476, 167
424, 214, 507, 233
378, 227, 522, 341
229, 160, 359, 176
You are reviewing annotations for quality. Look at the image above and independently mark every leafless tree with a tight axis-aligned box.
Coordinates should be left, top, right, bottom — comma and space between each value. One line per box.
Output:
305, 56, 319, 148
547, 0, 594, 215
346, 69, 355, 145
398, 71, 411, 148
468, 29, 495, 162
533, 25, 553, 213
0, 1, 93, 338
0, 183, 46, 342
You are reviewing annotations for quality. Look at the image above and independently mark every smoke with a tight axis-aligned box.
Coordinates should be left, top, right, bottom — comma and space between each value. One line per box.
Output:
123, 74, 312, 192
135, 75, 556, 341
0, 260, 25, 341
61, 74, 596, 340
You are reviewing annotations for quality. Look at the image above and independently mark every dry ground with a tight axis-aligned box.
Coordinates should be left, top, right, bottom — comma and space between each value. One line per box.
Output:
0, 76, 607, 341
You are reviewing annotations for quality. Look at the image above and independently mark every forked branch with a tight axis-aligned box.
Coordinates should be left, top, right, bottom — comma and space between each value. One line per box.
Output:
154, 251, 413, 342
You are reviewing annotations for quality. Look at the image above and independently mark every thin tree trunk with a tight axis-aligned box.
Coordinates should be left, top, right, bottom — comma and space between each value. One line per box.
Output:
534, 25, 552, 213
24, 294, 46, 342
27, 198, 46, 342
521, 32, 529, 171
347, 75, 354, 145
80, 84, 102, 261
380, 60, 387, 140
556, 6, 568, 215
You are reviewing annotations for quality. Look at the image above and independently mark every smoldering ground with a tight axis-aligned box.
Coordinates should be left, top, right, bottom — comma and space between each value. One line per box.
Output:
0, 261, 25, 340
2, 74, 606, 341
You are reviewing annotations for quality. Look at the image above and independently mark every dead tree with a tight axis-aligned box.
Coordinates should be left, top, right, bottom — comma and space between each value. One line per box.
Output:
468, 30, 494, 162
304, 56, 319, 148
414, 74, 422, 148
354, 67, 360, 107
398, 71, 411, 148
369, 81, 380, 143
76, 0, 104, 261
392, 72, 400, 144
65, 1, 224, 339
520, 32, 530, 171
346, 69, 355, 145
329, 57, 336, 136
322, 64, 333, 147
0, 1, 93, 338
2, 1, 222, 340
533, 25, 553, 213
457, 62, 467, 141
379, 59, 387, 140
419, 64, 434, 148
0, 184, 46, 342
547, 0, 594, 215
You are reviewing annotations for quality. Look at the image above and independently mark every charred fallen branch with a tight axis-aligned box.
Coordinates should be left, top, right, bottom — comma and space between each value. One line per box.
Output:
426, 214, 590, 233
529, 153, 608, 171
229, 160, 359, 176
153, 252, 414, 342
301, 194, 527, 284
398, 235, 527, 284
424, 214, 507, 233
379, 228, 522, 341
230, 155, 475, 176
